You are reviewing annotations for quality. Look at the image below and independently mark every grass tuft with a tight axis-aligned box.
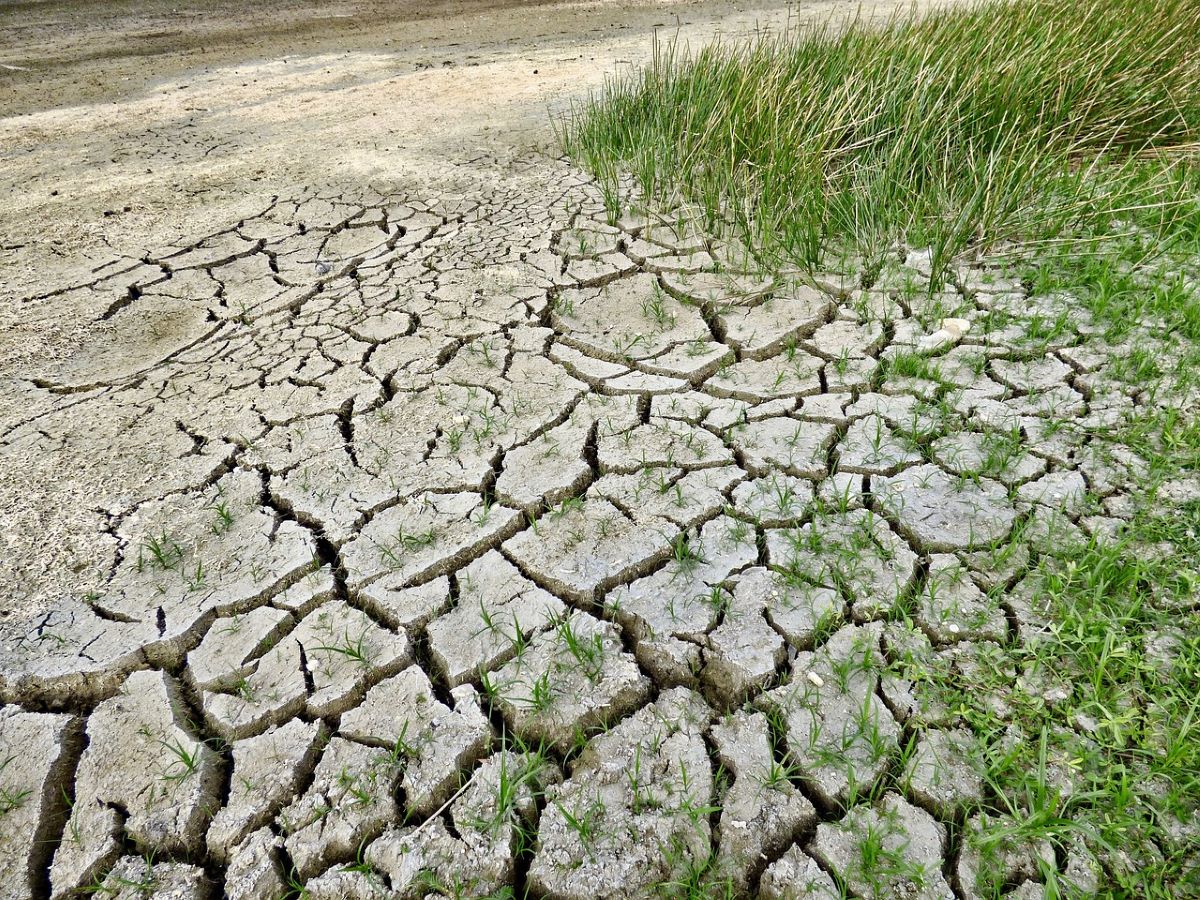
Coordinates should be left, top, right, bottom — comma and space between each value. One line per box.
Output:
562, 0, 1200, 273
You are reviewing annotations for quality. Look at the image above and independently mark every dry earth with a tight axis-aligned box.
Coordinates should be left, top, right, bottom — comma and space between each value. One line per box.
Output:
0, 0, 1143, 897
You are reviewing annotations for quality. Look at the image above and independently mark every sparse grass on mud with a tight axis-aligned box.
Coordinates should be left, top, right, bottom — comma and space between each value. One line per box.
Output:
565, 1, 1200, 896
562, 0, 1200, 272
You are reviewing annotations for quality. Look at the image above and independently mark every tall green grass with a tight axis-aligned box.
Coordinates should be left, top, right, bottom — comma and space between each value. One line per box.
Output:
562, 0, 1200, 271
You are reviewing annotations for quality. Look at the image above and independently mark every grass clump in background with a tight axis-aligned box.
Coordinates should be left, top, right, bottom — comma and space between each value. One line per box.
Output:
561, 0, 1200, 274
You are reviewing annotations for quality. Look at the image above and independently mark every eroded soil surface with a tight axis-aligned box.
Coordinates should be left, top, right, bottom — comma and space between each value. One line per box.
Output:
0, 0, 1168, 898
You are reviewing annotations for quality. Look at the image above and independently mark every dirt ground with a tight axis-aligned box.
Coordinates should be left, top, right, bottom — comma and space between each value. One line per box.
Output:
0, 0, 947, 622
1, 2, 1175, 897
0, 0, 933, 372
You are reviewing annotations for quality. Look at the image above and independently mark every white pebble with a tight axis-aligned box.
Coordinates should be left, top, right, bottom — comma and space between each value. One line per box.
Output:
943, 316, 972, 335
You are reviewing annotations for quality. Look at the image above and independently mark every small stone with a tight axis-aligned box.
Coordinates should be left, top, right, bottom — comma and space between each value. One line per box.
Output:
943, 317, 971, 335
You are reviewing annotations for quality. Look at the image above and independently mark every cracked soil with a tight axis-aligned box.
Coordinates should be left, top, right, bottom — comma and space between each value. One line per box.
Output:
0, 0, 1161, 897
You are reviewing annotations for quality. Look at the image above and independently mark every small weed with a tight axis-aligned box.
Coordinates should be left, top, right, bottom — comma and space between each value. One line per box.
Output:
312, 629, 373, 666
157, 736, 201, 784
209, 499, 235, 535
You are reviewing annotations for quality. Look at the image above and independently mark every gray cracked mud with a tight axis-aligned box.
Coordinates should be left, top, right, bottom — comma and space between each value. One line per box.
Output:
0, 148, 1168, 899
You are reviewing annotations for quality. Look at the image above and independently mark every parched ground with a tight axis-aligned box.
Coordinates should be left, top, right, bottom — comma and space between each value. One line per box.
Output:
1, 1, 1195, 898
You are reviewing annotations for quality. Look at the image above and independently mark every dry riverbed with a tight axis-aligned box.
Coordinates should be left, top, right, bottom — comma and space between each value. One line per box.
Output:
2, 0, 1166, 897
